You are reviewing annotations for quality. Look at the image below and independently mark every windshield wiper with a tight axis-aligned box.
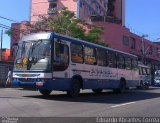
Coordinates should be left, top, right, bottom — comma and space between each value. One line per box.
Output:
32, 39, 42, 49
27, 40, 43, 69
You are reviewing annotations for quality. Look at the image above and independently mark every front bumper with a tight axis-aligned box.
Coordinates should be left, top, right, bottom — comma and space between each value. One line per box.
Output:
12, 78, 72, 91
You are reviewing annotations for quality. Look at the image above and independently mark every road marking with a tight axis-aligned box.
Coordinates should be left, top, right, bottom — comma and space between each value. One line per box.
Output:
2, 89, 18, 92
111, 102, 136, 108
0, 88, 20, 92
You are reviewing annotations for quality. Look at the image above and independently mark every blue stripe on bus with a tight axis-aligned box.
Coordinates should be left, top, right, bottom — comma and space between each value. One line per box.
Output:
13, 78, 139, 91
83, 79, 138, 89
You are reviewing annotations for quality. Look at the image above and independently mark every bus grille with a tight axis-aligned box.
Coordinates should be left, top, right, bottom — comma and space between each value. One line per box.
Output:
19, 78, 36, 82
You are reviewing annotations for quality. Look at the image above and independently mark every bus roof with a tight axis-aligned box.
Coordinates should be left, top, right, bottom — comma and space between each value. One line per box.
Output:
20, 32, 52, 42
138, 64, 151, 68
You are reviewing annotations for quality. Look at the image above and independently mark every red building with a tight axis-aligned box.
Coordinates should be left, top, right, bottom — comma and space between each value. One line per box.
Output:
1, 48, 11, 62
10, 21, 29, 61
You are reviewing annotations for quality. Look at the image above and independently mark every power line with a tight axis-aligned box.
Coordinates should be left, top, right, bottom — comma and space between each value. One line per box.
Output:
0, 15, 18, 23
0, 23, 28, 35
0, 15, 32, 28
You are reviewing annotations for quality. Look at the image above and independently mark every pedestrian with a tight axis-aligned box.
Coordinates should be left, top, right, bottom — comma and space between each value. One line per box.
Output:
5, 68, 12, 88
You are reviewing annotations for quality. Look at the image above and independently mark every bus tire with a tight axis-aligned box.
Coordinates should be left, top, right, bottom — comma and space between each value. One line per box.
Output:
117, 79, 126, 94
140, 81, 144, 89
92, 89, 103, 94
39, 89, 52, 96
67, 79, 80, 98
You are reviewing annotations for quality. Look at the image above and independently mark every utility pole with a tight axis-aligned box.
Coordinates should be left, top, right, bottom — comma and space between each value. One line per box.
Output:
0, 29, 3, 61
141, 34, 148, 64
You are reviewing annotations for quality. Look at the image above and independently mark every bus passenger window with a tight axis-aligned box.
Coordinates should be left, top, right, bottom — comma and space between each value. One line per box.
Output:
71, 43, 83, 63
84, 47, 96, 65
108, 52, 117, 68
132, 59, 138, 70
142, 68, 147, 75
97, 49, 107, 66
139, 67, 142, 75
147, 68, 150, 75
117, 55, 125, 69
125, 57, 132, 70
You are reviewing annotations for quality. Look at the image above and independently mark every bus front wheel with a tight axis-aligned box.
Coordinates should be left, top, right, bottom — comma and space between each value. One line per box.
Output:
67, 79, 81, 98
39, 89, 52, 96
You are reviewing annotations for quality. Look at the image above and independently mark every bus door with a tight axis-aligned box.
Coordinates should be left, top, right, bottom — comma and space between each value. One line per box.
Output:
70, 43, 85, 78
52, 39, 70, 79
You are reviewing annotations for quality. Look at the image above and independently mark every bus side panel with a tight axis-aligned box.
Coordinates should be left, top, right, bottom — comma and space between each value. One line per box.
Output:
130, 70, 139, 87
83, 79, 119, 89
13, 78, 72, 91
117, 69, 139, 87
38, 78, 72, 91
70, 64, 119, 89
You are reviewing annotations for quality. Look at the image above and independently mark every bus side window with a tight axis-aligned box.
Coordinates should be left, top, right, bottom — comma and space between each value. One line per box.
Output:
139, 67, 142, 75
142, 67, 147, 75
125, 57, 132, 70
147, 68, 150, 75
108, 51, 117, 68
84, 46, 97, 65
132, 59, 138, 70
117, 55, 125, 69
71, 43, 83, 63
97, 49, 107, 66
105, 52, 109, 66
132, 59, 137, 70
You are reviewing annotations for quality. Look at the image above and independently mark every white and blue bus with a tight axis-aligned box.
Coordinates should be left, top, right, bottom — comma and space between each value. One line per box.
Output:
138, 64, 151, 89
13, 32, 140, 97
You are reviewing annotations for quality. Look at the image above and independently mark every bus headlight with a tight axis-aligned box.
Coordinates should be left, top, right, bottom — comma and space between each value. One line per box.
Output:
36, 82, 44, 86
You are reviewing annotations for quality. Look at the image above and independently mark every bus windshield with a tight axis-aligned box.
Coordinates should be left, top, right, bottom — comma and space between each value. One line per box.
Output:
14, 39, 51, 71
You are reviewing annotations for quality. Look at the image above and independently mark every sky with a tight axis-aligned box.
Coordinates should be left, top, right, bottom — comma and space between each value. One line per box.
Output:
0, 0, 160, 48
0, 0, 30, 48
126, 0, 160, 41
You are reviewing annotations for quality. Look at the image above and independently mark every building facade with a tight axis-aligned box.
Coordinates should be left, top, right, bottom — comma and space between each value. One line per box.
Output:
10, 0, 160, 75
11, 0, 125, 58
10, 21, 29, 61
30, 0, 125, 26
93, 21, 160, 69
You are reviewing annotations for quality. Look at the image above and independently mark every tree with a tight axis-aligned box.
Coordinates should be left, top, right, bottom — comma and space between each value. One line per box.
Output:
5, 29, 11, 36
30, 8, 107, 46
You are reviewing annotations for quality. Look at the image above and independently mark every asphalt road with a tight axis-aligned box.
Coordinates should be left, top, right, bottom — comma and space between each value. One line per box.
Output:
0, 87, 160, 123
